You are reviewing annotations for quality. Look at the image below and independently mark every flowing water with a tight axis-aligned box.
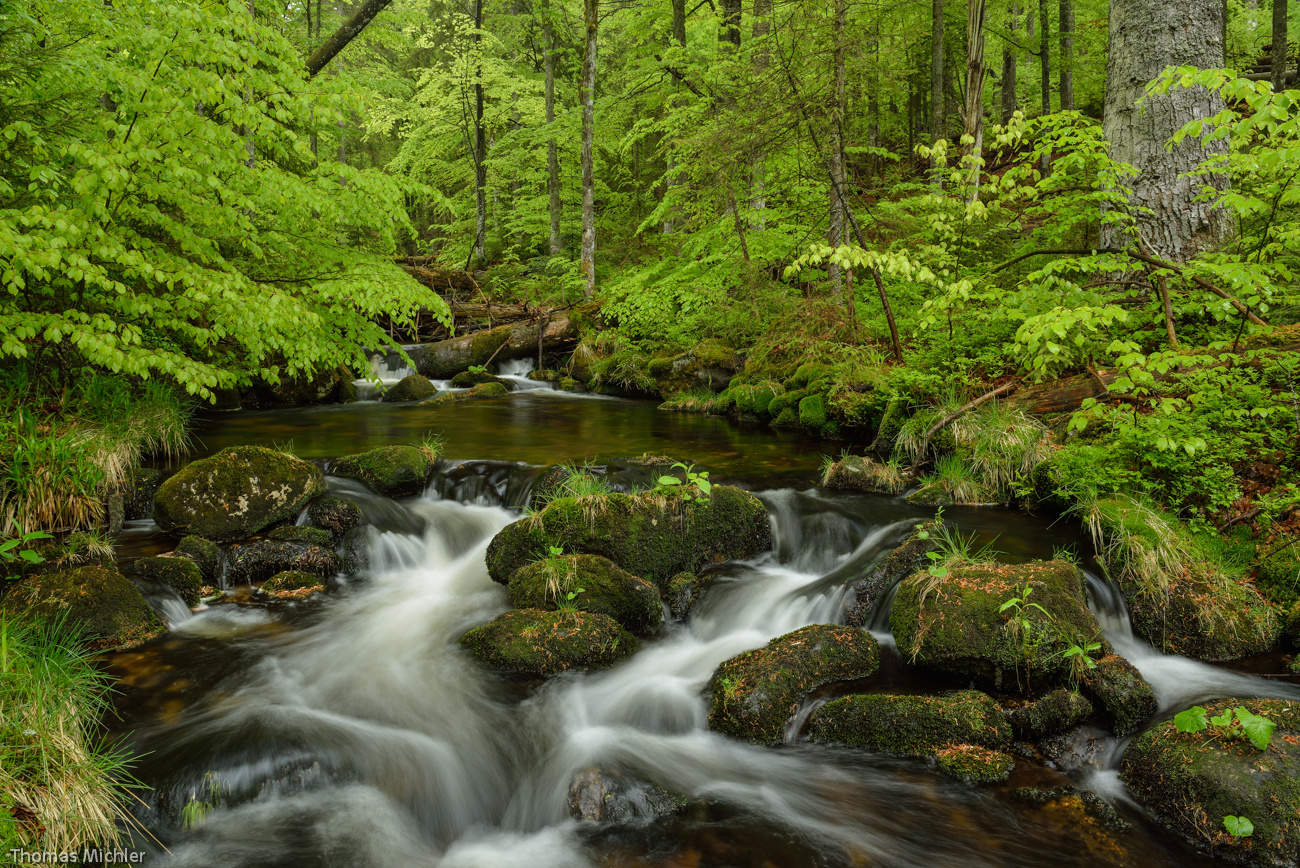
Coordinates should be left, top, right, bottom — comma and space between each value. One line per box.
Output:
108, 385, 1300, 867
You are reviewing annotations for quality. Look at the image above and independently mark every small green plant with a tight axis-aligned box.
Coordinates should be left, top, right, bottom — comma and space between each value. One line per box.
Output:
558, 586, 587, 610
1174, 705, 1276, 751
656, 461, 712, 503
181, 772, 222, 830
999, 583, 1055, 668
0, 530, 50, 575
1062, 641, 1102, 670
467, 364, 488, 374
418, 432, 445, 463
1223, 815, 1254, 838
718, 676, 740, 700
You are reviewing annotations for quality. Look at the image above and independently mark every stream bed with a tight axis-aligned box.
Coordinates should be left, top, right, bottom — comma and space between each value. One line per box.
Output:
106, 385, 1300, 867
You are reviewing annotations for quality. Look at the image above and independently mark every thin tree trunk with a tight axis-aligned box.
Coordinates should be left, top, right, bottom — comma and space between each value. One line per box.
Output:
1038, 0, 1050, 173
963, 0, 987, 199
542, 2, 562, 254
931, 0, 946, 186
1059, 0, 1075, 109
579, 0, 598, 298
1002, 3, 1019, 122
1273, 0, 1289, 91
751, 0, 771, 227
869, 13, 881, 179
720, 0, 742, 48
829, 0, 847, 296
472, 0, 487, 262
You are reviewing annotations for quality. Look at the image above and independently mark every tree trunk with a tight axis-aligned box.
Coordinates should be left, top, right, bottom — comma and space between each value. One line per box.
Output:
1001, 5, 1019, 123
543, 2, 562, 254
963, 0, 987, 198
1101, 0, 1233, 261
663, 0, 687, 237
930, 0, 946, 186
305, 0, 394, 78
751, 0, 772, 228
1038, 0, 1050, 173
580, 0, 598, 298
720, 0, 742, 48
1059, 0, 1075, 109
408, 316, 582, 379
869, 13, 881, 179
828, 0, 847, 296
1273, 0, 1289, 91
473, 0, 487, 263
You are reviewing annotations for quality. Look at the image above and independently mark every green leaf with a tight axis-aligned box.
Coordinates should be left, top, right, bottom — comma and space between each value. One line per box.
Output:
1174, 706, 1208, 734
657, 476, 681, 486
1235, 708, 1276, 750
1209, 710, 1234, 728
1223, 816, 1254, 838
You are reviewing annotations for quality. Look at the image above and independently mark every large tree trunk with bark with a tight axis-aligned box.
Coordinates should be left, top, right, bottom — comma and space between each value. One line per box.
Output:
720, 0, 742, 48
1001, 3, 1019, 123
579, 0, 598, 298
930, 0, 945, 186
751, 0, 772, 227
963, 0, 987, 198
541, 3, 562, 255
1101, 0, 1233, 262
1059, 0, 1074, 109
1273, 0, 1289, 91
473, 0, 487, 264
408, 315, 582, 379
828, 0, 847, 297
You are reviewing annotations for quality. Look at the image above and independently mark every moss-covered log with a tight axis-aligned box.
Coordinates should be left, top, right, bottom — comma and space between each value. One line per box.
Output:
407, 314, 580, 379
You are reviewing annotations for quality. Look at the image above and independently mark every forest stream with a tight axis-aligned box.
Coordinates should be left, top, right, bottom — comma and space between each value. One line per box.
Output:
104, 370, 1299, 867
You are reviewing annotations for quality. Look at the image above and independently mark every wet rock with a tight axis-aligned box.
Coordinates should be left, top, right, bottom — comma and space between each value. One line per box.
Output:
305, 495, 363, 542
226, 540, 341, 586
174, 535, 221, 582
267, 525, 333, 547
509, 554, 662, 635
1006, 689, 1093, 740
420, 382, 509, 408
889, 559, 1107, 693
934, 745, 1016, 783
486, 486, 771, 588
449, 370, 510, 389
567, 768, 690, 823
133, 555, 203, 607
808, 690, 1011, 756
4, 566, 163, 650
645, 339, 741, 396
339, 526, 371, 576
1012, 787, 1132, 832
329, 445, 432, 498
665, 571, 717, 620
1039, 725, 1111, 772
821, 454, 910, 495
1122, 698, 1300, 867
125, 467, 165, 521
529, 465, 578, 509
842, 520, 940, 628
459, 609, 637, 678
1081, 654, 1158, 737
153, 446, 327, 542
271, 367, 342, 405
380, 373, 437, 402
557, 377, 585, 393
707, 625, 881, 745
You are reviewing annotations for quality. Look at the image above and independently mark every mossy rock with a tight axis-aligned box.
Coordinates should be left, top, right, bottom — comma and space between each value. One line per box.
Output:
707, 624, 880, 745
826, 382, 888, 430
529, 465, 578, 510
226, 540, 341, 586
665, 571, 718, 620
486, 486, 771, 589
4, 566, 163, 650
329, 445, 432, 498
509, 554, 663, 636
1121, 698, 1300, 867
842, 520, 940, 628
1006, 689, 1093, 740
645, 339, 741, 397
261, 570, 324, 593
1258, 541, 1300, 610
125, 467, 165, 521
381, 373, 438, 402
558, 377, 585, 393
450, 370, 510, 389
1094, 496, 1281, 660
133, 556, 203, 607
821, 455, 909, 495
797, 394, 827, 430
459, 608, 638, 678
174, 535, 221, 581
1286, 601, 1300, 648
267, 525, 333, 546
420, 381, 510, 408
270, 366, 341, 406
1081, 654, 1158, 737
339, 525, 371, 576
1012, 786, 1132, 833
771, 407, 798, 429
153, 446, 327, 542
732, 381, 783, 417
890, 559, 1105, 692
337, 375, 359, 404
305, 495, 363, 542
767, 388, 806, 420
934, 745, 1016, 784
808, 690, 1011, 756
869, 395, 907, 454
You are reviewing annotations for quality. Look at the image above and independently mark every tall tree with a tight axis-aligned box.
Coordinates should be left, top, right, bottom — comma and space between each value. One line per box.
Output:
580, 0, 598, 297
1102, 0, 1233, 260
930, 0, 945, 185
472, 0, 487, 264
828, 0, 847, 297
1038, 0, 1050, 173
1001, 3, 1019, 123
720, 0, 742, 48
962, 0, 987, 198
542, 0, 562, 254
305, 0, 395, 77
1273, 0, 1289, 91
1059, 0, 1074, 110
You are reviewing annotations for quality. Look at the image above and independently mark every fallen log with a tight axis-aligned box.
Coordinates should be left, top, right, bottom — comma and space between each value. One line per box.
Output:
399, 263, 481, 297
407, 313, 580, 379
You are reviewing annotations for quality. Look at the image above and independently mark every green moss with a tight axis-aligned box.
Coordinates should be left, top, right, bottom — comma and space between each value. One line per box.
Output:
798, 394, 827, 429
5, 566, 163, 650
381, 374, 438, 402
469, 326, 512, 365
125, 467, 164, 521
767, 388, 805, 419
645, 340, 740, 397
664, 571, 717, 620
889, 559, 1105, 692
1122, 698, 1300, 867
821, 455, 908, 494
707, 625, 881, 745
934, 745, 1016, 783
133, 556, 202, 607
450, 370, 510, 389
459, 608, 638, 677
1006, 689, 1093, 740
261, 570, 324, 592
226, 540, 340, 585
557, 377, 584, 392
486, 485, 771, 588
306, 495, 362, 542
1257, 540, 1300, 610
808, 690, 1011, 756
1081, 654, 1158, 736
174, 535, 220, 581
330, 445, 432, 497
420, 381, 510, 408
787, 363, 829, 389
267, 525, 333, 546
771, 407, 798, 428
826, 383, 887, 430
509, 554, 663, 635
869, 395, 907, 454
153, 446, 326, 542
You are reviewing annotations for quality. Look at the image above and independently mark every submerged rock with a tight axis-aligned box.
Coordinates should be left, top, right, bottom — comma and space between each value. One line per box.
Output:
842, 520, 940, 628
808, 690, 1011, 756
329, 445, 433, 498
486, 486, 771, 588
509, 554, 662, 635
889, 559, 1106, 692
226, 540, 340, 586
174, 535, 221, 582
420, 382, 509, 408
567, 768, 690, 823
1122, 698, 1300, 867
664, 571, 717, 620
267, 525, 333, 546
1080, 654, 1158, 737
1012, 786, 1131, 833
821, 454, 910, 494
934, 744, 1016, 783
133, 556, 203, 607
153, 446, 326, 542
707, 624, 880, 745
381, 373, 437, 402
1006, 689, 1093, 740
306, 495, 363, 542
459, 608, 637, 678
5, 566, 162, 650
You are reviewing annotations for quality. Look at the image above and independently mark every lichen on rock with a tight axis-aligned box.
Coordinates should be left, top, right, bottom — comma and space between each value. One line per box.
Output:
5, 566, 163, 650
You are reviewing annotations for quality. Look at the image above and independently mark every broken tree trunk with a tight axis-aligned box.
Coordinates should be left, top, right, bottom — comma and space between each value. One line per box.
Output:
407, 314, 581, 379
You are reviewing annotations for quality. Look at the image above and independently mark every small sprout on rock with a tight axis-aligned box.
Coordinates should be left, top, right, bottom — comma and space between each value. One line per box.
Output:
1223, 815, 1254, 838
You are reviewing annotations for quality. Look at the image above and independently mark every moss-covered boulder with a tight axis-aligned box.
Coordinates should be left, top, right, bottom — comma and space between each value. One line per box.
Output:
449, 370, 510, 389
125, 467, 165, 521
1258, 540, 1300, 611
260, 570, 325, 598
707, 625, 880, 745
890, 559, 1106, 692
808, 690, 1012, 756
5, 566, 163, 649
153, 446, 326, 542
1094, 496, 1281, 660
821, 455, 909, 495
1286, 601, 1300, 648
1122, 699, 1300, 867
529, 465, 579, 509
731, 381, 783, 417
132, 556, 203, 607
269, 366, 342, 406
381, 374, 438, 402
934, 745, 1016, 783
1006, 689, 1093, 740
420, 381, 510, 409
665, 571, 717, 620
267, 525, 333, 546
842, 521, 940, 628
509, 554, 662, 635
459, 608, 637, 678
305, 495, 362, 542
1081, 654, 1158, 736
174, 536, 221, 581
645, 339, 741, 396
486, 486, 771, 588
226, 540, 340, 586
329, 445, 433, 498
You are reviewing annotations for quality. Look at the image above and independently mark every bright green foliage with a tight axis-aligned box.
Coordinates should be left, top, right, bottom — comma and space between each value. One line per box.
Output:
1223, 815, 1254, 838
1175, 703, 1276, 750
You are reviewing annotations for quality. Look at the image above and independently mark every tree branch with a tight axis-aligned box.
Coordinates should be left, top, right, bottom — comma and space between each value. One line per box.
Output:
305, 0, 395, 79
